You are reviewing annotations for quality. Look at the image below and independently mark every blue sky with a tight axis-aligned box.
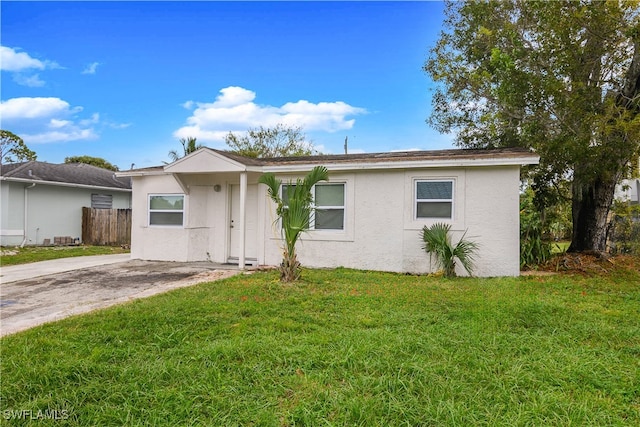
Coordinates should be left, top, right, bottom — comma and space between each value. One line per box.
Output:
1, 1, 451, 169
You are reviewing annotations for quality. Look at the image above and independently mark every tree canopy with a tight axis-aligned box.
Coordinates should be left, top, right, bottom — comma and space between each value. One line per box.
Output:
64, 155, 119, 171
225, 124, 318, 158
425, 0, 640, 253
168, 137, 203, 162
0, 130, 37, 165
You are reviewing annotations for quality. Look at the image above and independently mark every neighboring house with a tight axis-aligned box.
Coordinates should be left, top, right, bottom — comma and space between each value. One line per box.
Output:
615, 179, 639, 205
1, 161, 132, 246
118, 147, 539, 277
615, 156, 640, 204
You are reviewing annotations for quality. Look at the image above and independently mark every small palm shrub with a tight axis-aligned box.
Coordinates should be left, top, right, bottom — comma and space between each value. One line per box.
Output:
421, 223, 478, 278
259, 166, 329, 282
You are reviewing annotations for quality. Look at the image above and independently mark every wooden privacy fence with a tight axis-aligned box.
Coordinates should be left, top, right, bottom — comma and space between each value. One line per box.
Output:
82, 207, 132, 246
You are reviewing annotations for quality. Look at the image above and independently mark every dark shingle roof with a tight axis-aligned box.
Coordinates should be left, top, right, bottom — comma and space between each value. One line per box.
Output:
0, 161, 131, 190
209, 146, 537, 166
120, 147, 538, 175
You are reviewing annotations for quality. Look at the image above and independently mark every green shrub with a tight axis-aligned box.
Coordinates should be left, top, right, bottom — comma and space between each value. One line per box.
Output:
608, 201, 640, 255
421, 222, 478, 278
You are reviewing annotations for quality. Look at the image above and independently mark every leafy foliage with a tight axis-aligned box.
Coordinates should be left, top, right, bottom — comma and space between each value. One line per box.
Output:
425, 1, 640, 253
168, 137, 203, 162
608, 200, 640, 255
520, 211, 553, 270
259, 166, 329, 281
0, 130, 37, 164
225, 124, 318, 158
64, 155, 119, 171
421, 222, 478, 278
519, 185, 567, 268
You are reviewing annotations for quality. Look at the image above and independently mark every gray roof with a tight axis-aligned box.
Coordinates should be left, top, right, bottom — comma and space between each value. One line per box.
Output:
0, 161, 131, 190
118, 147, 539, 176
208, 146, 537, 166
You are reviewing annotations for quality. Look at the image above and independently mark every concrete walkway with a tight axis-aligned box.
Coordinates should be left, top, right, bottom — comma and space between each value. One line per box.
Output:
1, 256, 241, 336
0, 253, 132, 284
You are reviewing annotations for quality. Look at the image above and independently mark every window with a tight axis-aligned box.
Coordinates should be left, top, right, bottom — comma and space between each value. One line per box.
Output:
281, 183, 345, 230
91, 194, 113, 209
314, 184, 345, 230
149, 194, 184, 226
416, 180, 453, 219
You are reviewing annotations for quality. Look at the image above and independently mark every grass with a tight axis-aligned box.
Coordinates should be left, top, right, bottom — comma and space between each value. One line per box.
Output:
1, 262, 639, 426
552, 240, 571, 254
0, 245, 129, 266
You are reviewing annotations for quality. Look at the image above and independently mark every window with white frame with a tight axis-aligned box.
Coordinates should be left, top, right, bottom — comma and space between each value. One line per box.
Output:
415, 180, 454, 219
313, 183, 345, 230
281, 183, 345, 230
148, 194, 184, 226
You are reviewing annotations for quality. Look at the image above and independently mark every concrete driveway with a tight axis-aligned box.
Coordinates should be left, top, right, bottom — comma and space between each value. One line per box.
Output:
1, 255, 240, 337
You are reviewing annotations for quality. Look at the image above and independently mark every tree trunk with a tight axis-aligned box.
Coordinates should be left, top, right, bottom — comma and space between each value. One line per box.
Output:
568, 172, 619, 253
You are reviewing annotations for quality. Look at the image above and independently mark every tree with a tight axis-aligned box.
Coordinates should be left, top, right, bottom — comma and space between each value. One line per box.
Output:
64, 155, 119, 171
0, 130, 37, 165
425, 1, 640, 254
259, 166, 329, 282
421, 222, 478, 278
168, 137, 203, 162
225, 124, 318, 158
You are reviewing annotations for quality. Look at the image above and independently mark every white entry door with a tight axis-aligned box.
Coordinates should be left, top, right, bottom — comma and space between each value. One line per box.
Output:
229, 184, 258, 262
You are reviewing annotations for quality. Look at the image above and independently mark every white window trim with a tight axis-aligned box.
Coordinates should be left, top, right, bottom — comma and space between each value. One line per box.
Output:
148, 193, 185, 227
414, 179, 455, 221
281, 183, 347, 232
310, 183, 346, 231
271, 176, 354, 242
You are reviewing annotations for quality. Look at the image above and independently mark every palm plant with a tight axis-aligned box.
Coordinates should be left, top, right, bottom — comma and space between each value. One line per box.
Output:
421, 222, 479, 278
168, 137, 203, 162
259, 166, 329, 282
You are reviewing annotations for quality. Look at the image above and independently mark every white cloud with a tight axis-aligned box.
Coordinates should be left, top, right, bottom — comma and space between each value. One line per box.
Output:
108, 122, 132, 130
0, 97, 98, 144
12, 73, 46, 87
79, 113, 100, 126
0, 97, 78, 119
82, 62, 100, 75
1, 46, 60, 87
49, 119, 72, 128
23, 129, 97, 144
1, 46, 46, 71
174, 86, 367, 143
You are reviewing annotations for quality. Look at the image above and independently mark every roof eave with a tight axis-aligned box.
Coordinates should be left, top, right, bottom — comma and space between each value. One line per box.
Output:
116, 169, 165, 177
262, 155, 540, 173
0, 176, 132, 192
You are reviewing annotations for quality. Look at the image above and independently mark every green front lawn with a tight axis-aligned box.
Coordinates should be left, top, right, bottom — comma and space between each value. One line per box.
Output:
1, 261, 639, 425
0, 245, 129, 266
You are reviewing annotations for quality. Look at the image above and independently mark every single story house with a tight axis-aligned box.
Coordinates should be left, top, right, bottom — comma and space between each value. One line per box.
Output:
118, 147, 539, 277
615, 178, 639, 205
1, 161, 132, 246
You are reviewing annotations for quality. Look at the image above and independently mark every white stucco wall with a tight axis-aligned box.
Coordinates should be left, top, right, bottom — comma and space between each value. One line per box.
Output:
0, 180, 131, 246
263, 166, 521, 277
130, 164, 522, 276
130, 173, 246, 263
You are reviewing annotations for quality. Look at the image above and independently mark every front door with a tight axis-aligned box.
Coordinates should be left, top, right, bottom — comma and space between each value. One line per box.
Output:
229, 184, 258, 263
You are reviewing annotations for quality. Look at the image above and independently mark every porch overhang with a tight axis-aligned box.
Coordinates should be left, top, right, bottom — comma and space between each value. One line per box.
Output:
164, 149, 257, 174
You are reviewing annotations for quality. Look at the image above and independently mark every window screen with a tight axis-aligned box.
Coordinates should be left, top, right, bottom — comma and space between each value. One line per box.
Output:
416, 180, 453, 219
